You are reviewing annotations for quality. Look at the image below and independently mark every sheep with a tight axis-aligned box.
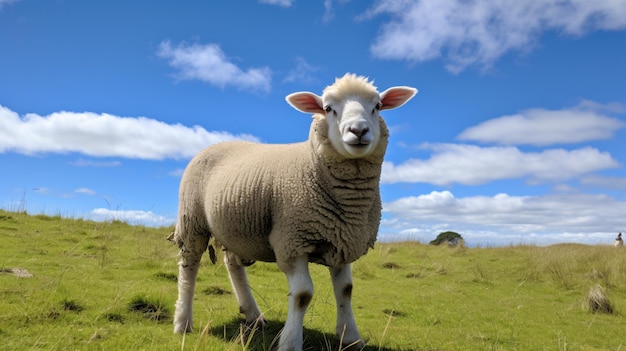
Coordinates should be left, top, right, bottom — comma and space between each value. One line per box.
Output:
172, 73, 417, 351
614, 233, 623, 247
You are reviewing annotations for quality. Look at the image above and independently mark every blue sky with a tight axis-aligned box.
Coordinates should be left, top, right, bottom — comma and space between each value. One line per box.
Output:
1, 0, 625, 246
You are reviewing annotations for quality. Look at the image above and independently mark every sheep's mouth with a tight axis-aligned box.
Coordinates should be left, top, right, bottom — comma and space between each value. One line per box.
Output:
344, 138, 370, 147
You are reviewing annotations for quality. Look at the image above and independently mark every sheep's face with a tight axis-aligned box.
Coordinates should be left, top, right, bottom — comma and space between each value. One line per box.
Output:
322, 94, 383, 158
286, 74, 417, 159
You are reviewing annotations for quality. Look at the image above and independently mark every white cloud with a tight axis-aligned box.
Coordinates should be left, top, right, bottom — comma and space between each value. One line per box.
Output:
90, 208, 174, 227
380, 190, 626, 245
75, 188, 96, 196
0, 104, 260, 160
458, 102, 626, 146
259, 0, 293, 7
157, 41, 272, 92
382, 143, 619, 185
362, 0, 626, 72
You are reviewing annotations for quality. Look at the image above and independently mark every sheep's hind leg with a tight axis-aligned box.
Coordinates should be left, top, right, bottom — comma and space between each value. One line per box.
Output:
278, 256, 314, 351
330, 264, 364, 349
224, 251, 266, 327
173, 237, 208, 334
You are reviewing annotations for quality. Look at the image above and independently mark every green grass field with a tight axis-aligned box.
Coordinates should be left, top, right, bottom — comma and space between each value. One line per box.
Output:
1, 209, 625, 350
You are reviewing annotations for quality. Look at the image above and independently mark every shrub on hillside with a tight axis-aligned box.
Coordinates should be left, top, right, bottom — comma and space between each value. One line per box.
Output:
430, 231, 464, 246
584, 284, 613, 314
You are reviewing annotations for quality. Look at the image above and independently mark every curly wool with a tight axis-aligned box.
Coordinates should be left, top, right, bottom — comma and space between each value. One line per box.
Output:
175, 113, 388, 268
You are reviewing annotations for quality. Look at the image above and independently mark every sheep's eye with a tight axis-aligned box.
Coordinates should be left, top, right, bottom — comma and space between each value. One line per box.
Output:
372, 103, 382, 113
324, 106, 332, 113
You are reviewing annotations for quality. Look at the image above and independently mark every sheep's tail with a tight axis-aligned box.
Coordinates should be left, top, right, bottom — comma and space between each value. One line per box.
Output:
207, 244, 217, 264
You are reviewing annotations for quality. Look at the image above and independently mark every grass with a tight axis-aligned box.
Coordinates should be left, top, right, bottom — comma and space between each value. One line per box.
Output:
1, 209, 625, 350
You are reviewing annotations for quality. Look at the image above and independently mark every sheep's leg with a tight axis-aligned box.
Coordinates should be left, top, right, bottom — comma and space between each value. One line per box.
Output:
278, 256, 314, 351
224, 251, 266, 326
173, 242, 207, 334
330, 264, 364, 348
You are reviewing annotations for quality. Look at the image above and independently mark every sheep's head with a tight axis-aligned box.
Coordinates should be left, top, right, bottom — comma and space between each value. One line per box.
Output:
287, 73, 417, 160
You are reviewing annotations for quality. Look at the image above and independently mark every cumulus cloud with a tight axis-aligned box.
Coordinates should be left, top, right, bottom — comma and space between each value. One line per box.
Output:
157, 41, 272, 92
0, 104, 259, 160
90, 208, 174, 227
362, 0, 626, 72
382, 143, 619, 185
458, 101, 626, 146
380, 190, 626, 245
259, 0, 293, 7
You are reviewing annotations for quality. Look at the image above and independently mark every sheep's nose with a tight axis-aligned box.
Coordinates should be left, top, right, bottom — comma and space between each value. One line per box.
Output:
348, 126, 369, 138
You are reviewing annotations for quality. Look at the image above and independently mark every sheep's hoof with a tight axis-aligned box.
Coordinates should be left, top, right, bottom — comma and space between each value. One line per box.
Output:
173, 323, 193, 334
245, 315, 267, 329
342, 338, 366, 351
240, 317, 267, 341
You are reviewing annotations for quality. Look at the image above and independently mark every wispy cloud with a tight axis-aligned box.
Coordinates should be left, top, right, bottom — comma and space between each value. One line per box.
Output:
0, 0, 19, 10
75, 188, 96, 196
283, 57, 320, 85
381, 190, 626, 245
69, 158, 122, 167
90, 208, 174, 227
580, 175, 626, 190
0, 104, 260, 160
323, 0, 334, 22
382, 144, 619, 185
362, 0, 626, 72
167, 168, 185, 177
259, 0, 293, 7
157, 41, 272, 92
458, 101, 626, 146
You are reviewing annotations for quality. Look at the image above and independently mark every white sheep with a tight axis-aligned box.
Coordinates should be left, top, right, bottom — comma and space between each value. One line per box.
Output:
172, 73, 416, 351
614, 233, 623, 247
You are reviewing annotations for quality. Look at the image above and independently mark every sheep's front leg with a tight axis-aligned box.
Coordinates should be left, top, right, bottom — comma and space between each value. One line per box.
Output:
330, 264, 364, 349
173, 237, 208, 334
278, 256, 314, 351
224, 251, 266, 326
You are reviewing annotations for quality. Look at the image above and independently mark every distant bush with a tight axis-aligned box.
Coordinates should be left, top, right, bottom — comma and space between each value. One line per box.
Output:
430, 231, 464, 246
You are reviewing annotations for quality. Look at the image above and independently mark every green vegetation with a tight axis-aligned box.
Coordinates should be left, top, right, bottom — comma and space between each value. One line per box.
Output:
1, 209, 625, 350
429, 231, 464, 246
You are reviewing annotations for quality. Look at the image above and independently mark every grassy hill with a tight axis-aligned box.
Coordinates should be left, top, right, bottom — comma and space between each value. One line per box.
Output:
1, 209, 624, 350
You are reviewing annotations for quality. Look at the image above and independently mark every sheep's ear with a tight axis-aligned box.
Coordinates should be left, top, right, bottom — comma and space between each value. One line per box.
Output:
286, 92, 325, 114
379, 86, 418, 110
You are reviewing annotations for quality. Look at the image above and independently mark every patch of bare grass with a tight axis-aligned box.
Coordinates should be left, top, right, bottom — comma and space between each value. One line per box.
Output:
128, 295, 170, 322
202, 285, 231, 295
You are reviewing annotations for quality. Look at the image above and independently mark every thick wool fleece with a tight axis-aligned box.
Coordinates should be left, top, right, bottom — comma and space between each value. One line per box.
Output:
175, 114, 389, 268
